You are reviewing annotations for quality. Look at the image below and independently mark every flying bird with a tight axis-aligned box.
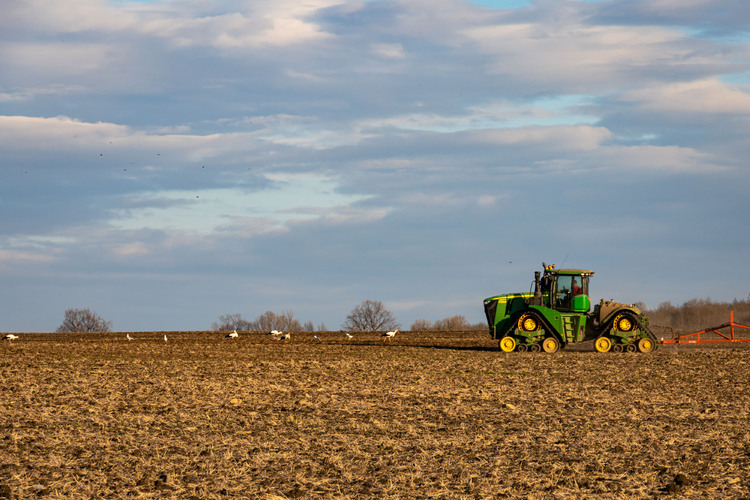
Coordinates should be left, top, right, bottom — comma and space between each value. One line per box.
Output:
3, 334, 19, 341
126, 334, 133, 341
226, 330, 239, 339
382, 329, 398, 340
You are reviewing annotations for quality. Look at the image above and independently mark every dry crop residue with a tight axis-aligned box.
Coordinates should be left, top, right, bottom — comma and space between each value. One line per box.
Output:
1, 331, 749, 498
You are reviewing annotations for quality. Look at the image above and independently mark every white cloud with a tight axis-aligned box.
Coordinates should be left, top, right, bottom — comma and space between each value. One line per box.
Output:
3, 0, 342, 48
371, 43, 406, 59
110, 241, 150, 258
600, 145, 730, 173
477, 195, 496, 207
0, 115, 130, 150
137, 2, 340, 48
1, 42, 117, 78
462, 20, 707, 90
0, 115, 274, 162
472, 125, 613, 150
619, 79, 750, 114
1, 0, 138, 34
0, 250, 59, 269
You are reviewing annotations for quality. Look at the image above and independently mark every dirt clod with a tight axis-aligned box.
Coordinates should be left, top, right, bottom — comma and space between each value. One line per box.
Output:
0, 484, 12, 499
674, 473, 694, 487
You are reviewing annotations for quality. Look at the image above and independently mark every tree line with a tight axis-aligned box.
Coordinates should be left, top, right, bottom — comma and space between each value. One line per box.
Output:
53, 295, 750, 333
640, 295, 750, 332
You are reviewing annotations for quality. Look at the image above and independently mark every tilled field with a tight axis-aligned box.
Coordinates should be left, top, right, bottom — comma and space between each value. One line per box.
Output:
1, 331, 749, 499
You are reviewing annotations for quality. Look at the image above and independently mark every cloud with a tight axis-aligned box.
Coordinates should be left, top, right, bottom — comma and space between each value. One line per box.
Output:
0, 115, 130, 151
1, 0, 138, 34
477, 195, 497, 207
371, 43, 406, 59
600, 144, 729, 173
464, 21, 726, 92
0, 249, 60, 269
471, 124, 612, 150
619, 79, 750, 114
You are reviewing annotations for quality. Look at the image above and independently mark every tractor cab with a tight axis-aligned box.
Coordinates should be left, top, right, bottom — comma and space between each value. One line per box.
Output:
538, 265, 594, 313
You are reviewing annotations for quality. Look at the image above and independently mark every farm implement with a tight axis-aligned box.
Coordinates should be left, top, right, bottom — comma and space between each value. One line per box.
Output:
484, 263, 657, 353
659, 311, 750, 346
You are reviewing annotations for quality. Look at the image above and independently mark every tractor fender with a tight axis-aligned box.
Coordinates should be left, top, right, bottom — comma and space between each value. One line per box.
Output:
597, 303, 658, 342
597, 300, 642, 326
516, 307, 566, 346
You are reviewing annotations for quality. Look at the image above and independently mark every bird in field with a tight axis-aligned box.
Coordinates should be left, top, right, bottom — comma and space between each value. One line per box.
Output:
3, 334, 19, 341
126, 334, 133, 341
313, 335, 321, 341
382, 329, 398, 340
164, 334, 168, 342
345, 333, 353, 339
226, 330, 239, 339
268, 330, 282, 336
280, 332, 290, 341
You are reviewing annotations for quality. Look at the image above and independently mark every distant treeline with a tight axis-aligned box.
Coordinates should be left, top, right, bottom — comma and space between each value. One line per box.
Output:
640, 296, 750, 332
410, 315, 485, 331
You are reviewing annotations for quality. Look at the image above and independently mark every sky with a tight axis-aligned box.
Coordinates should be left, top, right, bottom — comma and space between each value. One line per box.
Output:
2, 0, 750, 332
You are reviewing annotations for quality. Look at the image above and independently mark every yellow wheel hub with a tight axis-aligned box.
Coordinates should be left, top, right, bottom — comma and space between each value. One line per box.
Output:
500, 336, 516, 352
595, 336, 612, 353
518, 314, 539, 332
614, 314, 634, 332
542, 337, 559, 353
637, 337, 655, 353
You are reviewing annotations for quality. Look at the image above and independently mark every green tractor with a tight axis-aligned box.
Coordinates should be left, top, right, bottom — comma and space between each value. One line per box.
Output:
483, 263, 657, 353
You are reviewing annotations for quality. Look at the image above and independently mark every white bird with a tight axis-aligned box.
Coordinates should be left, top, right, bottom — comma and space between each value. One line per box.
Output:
126, 334, 133, 341
268, 330, 282, 336
280, 332, 291, 341
164, 334, 168, 342
345, 333, 353, 339
313, 335, 321, 341
382, 329, 398, 340
226, 330, 239, 339
2, 334, 19, 341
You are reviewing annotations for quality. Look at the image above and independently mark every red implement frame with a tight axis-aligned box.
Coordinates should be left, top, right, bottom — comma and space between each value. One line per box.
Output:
660, 311, 750, 345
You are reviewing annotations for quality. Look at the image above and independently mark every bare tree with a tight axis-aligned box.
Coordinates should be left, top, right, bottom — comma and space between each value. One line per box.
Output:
343, 300, 400, 332
411, 315, 483, 331
211, 313, 252, 331
410, 319, 433, 331
249, 310, 302, 331
434, 314, 471, 330
56, 308, 113, 333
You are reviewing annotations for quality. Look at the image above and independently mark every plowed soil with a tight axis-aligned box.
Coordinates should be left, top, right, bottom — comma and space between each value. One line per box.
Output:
1, 331, 749, 499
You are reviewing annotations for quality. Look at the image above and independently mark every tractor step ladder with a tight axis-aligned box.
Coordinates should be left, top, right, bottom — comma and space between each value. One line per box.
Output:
660, 311, 750, 345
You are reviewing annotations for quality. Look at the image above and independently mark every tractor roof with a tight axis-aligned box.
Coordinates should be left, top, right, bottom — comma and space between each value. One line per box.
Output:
547, 268, 595, 276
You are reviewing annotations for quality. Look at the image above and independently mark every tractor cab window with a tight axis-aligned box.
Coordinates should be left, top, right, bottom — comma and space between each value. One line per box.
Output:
553, 275, 589, 310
